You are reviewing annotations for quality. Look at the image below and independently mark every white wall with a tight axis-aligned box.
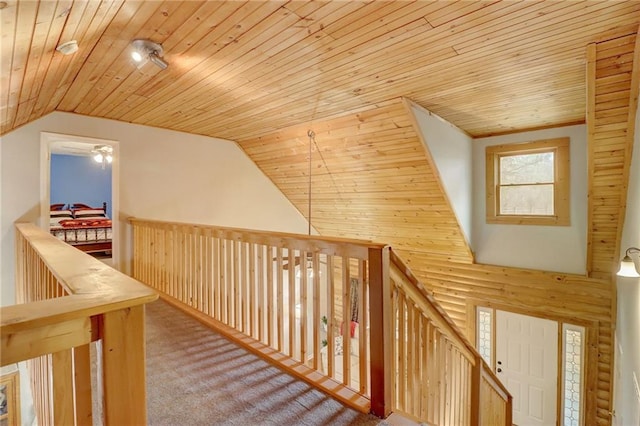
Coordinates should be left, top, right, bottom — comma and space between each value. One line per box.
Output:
410, 104, 473, 246
613, 104, 640, 426
0, 112, 310, 306
472, 125, 588, 274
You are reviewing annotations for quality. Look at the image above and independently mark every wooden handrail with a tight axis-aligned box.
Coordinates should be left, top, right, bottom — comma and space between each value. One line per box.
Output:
2, 223, 158, 425
128, 218, 511, 425
129, 217, 390, 415
388, 248, 512, 425
129, 218, 386, 259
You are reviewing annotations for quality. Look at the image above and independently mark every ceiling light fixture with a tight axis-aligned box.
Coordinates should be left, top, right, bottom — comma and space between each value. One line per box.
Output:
56, 40, 78, 55
92, 145, 113, 170
617, 247, 640, 278
130, 39, 168, 70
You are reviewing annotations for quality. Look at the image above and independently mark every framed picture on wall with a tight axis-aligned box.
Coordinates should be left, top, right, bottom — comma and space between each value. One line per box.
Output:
0, 365, 20, 426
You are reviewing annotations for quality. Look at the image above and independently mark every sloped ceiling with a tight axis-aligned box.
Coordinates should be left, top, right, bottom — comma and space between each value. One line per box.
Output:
237, 98, 474, 264
2, 1, 640, 139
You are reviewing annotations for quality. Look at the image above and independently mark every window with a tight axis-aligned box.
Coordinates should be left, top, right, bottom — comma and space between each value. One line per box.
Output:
477, 307, 493, 367
562, 324, 585, 426
486, 138, 570, 225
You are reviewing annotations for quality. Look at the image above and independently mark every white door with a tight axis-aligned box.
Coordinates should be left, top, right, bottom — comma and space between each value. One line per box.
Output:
496, 310, 558, 426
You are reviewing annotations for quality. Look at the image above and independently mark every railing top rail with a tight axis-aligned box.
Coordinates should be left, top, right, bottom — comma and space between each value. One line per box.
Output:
3, 223, 157, 333
129, 217, 387, 259
388, 248, 512, 401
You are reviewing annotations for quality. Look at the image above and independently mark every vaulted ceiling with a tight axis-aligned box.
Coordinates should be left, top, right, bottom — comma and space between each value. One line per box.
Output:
3, 1, 640, 274
2, 1, 639, 139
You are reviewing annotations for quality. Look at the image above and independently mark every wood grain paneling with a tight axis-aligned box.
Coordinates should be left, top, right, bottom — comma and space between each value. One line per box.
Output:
587, 30, 640, 280
238, 98, 474, 264
2, 1, 639, 139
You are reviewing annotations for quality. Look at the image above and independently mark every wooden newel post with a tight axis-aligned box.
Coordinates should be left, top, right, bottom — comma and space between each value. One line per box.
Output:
470, 355, 482, 426
102, 305, 147, 425
368, 246, 392, 418
506, 394, 513, 426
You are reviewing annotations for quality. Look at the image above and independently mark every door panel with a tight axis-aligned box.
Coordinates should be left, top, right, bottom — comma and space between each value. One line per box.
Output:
497, 310, 558, 426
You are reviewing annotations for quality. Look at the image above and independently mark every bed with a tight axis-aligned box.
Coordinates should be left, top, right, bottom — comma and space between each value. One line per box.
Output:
49, 202, 112, 254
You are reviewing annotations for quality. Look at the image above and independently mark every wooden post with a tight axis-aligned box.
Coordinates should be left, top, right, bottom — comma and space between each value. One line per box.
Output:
368, 246, 392, 418
470, 355, 481, 426
102, 306, 147, 425
73, 344, 93, 426
52, 349, 75, 425
506, 394, 513, 426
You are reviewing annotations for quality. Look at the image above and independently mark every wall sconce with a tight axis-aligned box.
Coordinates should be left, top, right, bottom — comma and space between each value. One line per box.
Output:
617, 247, 640, 277
130, 39, 168, 70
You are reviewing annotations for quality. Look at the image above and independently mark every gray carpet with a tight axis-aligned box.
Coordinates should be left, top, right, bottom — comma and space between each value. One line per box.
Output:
146, 299, 388, 426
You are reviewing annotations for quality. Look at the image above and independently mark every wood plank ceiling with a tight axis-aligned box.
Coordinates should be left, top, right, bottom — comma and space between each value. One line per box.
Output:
238, 98, 475, 264
2, 1, 640, 139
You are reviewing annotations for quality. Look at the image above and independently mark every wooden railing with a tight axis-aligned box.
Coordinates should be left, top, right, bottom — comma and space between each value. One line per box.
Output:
130, 218, 391, 414
1, 223, 158, 425
129, 218, 511, 424
389, 250, 512, 425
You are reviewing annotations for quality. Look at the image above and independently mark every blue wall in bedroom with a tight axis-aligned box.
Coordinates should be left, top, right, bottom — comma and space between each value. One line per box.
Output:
51, 154, 112, 218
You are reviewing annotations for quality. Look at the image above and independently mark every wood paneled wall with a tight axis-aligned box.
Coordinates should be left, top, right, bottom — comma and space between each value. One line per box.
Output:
586, 30, 640, 280
237, 98, 473, 265
238, 86, 626, 423
408, 259, 611, 426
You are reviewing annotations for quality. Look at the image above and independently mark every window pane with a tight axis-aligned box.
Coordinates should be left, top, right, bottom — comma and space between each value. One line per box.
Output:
563, 325, 584, 426
500, 152, 554, 184
477, 308, 492, 366
499, 184, 554, 215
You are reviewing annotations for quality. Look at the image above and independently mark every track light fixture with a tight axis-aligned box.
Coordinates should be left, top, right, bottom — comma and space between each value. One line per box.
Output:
130, 39, 168, 70
617, 247, 640, 278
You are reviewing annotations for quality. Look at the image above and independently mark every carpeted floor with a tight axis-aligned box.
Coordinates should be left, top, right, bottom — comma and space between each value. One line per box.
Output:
146, 299, 389, 426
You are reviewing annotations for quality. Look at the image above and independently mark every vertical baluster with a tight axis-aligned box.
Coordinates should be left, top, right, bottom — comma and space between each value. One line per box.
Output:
233, 239, 240, 330
398, 290, 406, 411
74, 344, 93, 426
421, 319, 429, 421
408, 301, 415, 416
326, 255, 335, 378
276, 247, 283, 351
358, 259, 367, 395
242, 242, 249, 334
196, 228, 203, 311
267, 246, 274, 347
214, 237, 221, 320
249, 243, 256, 338
257, 244, 265, 343
342, 256, 351, 386
288, 247, 296, 358
221, 239, 228, 323
312, 252, 320, 370
204, 230, 211, 316
300, 251, 308, 365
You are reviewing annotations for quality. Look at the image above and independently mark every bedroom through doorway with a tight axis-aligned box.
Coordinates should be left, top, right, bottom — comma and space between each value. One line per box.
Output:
40, 132, 120, 268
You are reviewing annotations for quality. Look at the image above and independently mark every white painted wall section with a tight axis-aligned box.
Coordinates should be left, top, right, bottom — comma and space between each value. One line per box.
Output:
0, 112, 310, 307
472, 125, 588, 274
410, 103, 473, 247
613, 103, 640, 426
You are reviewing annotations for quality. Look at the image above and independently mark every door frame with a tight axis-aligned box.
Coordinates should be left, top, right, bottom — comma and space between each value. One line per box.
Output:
40, 132, 120, 270
467, 299, 598, 426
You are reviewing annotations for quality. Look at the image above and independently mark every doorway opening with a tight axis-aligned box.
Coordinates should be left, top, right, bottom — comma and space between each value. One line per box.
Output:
40, 132, 120, 269
476, 307, 586, 426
